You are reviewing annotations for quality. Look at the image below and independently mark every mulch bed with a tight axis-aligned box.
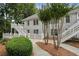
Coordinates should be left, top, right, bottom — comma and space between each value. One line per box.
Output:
64, 40, 79, 48
0, 44, 7, 56
36, 42, 77, 56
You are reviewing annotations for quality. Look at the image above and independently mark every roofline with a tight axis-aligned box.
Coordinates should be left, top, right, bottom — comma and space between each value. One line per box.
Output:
68, 9, 79, 14
22, 14, 38, 21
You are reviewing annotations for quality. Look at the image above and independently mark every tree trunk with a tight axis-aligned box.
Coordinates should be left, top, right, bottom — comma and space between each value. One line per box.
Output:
55, 19, 60, 56
45, 22, 49, 45
47, 22, 49, 44
44, 23, 47, 44
57, 20, 60, 50
52, 20, 56, 48
55, 20, 58, 49
56, 18, 64, 55
59, 18, 64, 45
42, 23, 45, 39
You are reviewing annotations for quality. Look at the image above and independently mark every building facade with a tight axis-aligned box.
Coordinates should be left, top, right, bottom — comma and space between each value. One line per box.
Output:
3, 9, 79, 41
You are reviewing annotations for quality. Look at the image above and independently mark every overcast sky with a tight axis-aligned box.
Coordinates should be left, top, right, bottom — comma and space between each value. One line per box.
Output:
35, 3, 79, 9
35, 3, 45, 9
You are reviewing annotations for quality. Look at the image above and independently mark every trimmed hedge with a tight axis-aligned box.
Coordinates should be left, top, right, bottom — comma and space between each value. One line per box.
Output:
6, 36, 33, 56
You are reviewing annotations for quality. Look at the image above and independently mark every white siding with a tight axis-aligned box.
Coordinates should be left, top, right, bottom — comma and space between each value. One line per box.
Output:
23, 18, 43, 39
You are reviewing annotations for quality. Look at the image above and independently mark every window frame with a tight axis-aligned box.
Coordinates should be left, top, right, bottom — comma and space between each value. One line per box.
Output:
27, 20, 29, 26
27, 30, 30, 33
33, 19, 38, 25
66, 15, 70, 23
34, 29, 39, 34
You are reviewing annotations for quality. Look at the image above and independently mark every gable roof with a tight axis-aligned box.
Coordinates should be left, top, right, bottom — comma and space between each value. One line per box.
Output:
68, 9, 79, 14
22, 14, 39, 21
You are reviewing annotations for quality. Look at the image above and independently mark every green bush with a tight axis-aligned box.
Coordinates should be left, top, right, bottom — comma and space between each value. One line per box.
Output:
6, 36, 33, 56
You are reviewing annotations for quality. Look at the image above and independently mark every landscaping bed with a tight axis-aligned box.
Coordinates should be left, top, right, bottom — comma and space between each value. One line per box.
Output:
36, 42, 77, 56
0, 39, 10, 56
0, 44, 7, 56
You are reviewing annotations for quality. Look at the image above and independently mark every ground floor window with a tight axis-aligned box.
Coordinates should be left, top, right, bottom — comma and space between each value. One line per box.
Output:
34, 29, 38, 34
27, 30, 30, 33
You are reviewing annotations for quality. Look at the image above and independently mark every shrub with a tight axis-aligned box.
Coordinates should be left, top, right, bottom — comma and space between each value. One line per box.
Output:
6, 36, 33, 56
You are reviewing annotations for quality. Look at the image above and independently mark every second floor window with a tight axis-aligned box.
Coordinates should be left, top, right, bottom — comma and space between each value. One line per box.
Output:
66, 15, 70, 23
33, 19, 38, 25
27, 20, 29, 26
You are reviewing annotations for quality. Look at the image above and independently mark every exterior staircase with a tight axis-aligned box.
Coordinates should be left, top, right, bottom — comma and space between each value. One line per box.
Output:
11, 23, 26, 37
61, 21, 79, 42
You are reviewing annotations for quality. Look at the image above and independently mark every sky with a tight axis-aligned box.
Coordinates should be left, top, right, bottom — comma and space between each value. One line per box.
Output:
35, 3, 79, 9
35, 3, 45, 9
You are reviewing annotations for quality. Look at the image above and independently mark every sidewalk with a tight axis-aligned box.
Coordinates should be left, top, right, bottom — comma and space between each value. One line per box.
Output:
60, 43, 79, 56
33, 43, 51, 56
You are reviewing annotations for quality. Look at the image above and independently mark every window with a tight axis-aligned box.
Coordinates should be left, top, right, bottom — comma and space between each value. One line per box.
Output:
66, 15, 70, 23
33, 19, 38, 25
27, 20, 29, 26
34, 29, 38, 34
27, 30, 30, 33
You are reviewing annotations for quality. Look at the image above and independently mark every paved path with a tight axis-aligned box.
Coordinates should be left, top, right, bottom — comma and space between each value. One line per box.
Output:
60, 43, 79, 56
33, 43, 51, 56
31, 39, 51, 56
